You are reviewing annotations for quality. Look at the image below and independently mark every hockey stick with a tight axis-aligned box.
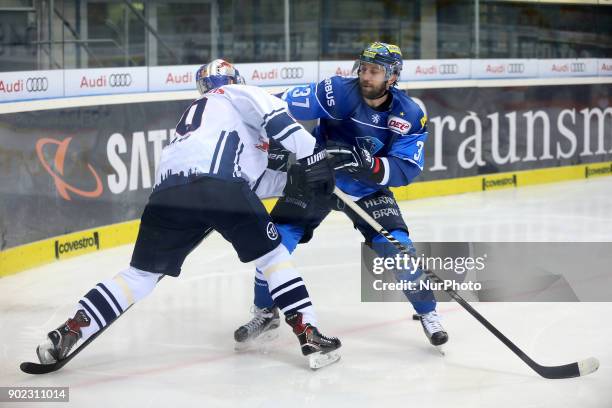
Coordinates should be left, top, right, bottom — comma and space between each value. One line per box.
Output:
21, 228, 215, 375
333, 187, 599, 379
21, 303, 136, 374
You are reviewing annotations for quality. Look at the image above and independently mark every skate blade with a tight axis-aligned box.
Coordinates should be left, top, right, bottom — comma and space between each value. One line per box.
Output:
434, 345, 445, 356
234, 330, 279, 352
309, 351, 341, 370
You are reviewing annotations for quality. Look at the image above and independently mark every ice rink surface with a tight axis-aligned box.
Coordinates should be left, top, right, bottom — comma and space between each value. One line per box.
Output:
1, 177, 611, 408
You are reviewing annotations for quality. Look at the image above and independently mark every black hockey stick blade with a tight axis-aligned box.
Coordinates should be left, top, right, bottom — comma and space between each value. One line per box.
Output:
21, 357, 71, 375
20, 311, 118, 375
19, 229, 216, 375
534, 358, 599, 379
333, 187, 600, 379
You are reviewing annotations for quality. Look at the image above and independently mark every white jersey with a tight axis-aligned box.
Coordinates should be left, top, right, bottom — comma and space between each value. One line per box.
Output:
154, 84, 315, 195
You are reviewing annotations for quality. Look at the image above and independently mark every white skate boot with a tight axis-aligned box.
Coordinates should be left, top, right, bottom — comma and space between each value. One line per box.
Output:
418, 310, 448, 355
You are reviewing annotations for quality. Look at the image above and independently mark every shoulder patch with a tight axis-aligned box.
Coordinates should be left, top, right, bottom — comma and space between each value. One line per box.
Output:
388, 116, 412, 134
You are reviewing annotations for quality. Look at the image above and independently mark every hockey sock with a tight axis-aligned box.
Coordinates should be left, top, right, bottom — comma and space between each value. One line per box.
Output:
73, 267, 162, 342
253, 224, 304, 309
372, 230, 436, 315
254, 244, 317, 326
254, 268, 275, 309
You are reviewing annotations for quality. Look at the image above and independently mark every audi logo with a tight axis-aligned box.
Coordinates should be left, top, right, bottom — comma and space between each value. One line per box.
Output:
280, 67, 304, 79
109, 73, 133, 87
571, 62, 586, 73
438, 64, 458, 75
507, 63, 525, 74
26, 77, 49, 92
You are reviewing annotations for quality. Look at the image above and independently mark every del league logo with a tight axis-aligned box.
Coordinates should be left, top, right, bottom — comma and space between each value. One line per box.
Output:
388, 116, 411, 134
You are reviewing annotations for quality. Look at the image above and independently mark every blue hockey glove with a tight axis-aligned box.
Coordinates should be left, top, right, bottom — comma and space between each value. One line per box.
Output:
326, 141, 384, 183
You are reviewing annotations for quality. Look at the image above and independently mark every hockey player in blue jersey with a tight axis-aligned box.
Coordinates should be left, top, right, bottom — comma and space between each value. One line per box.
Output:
32, 60, 341, 371
234, 42, 449, 351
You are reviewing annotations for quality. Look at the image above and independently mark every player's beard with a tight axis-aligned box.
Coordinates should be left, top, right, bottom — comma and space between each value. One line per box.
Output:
359, 80, 387, 100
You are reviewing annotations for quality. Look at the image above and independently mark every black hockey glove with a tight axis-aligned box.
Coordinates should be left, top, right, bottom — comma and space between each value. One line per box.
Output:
267, 139, 292, 172
284, 146, 335, 198
326, 141, 384, 183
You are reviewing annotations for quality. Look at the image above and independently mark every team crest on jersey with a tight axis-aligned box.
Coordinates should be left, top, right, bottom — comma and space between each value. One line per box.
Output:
355, 136, 384, 156
388, 116, 411, 134
266, 222, 279, 240
255, 137, 269, 152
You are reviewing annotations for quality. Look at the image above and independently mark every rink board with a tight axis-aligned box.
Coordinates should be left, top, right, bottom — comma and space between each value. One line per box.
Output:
1, 80, 611, 276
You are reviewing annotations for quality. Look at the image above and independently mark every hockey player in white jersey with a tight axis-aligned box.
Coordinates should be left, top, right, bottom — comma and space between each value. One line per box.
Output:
33, 59, 341, 371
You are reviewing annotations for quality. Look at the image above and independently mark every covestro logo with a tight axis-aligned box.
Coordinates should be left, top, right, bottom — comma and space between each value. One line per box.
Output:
54, 231, 100, 259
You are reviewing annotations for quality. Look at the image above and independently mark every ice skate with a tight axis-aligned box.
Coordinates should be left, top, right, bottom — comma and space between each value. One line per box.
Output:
234, 306, 280, 351
285, 312, 341, 370
36, 309, 90, 364
417, 310, 448, 355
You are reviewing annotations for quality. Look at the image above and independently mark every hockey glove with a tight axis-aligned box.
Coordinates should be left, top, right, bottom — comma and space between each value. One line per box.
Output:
267, 139, 292, 172
285, 147, 335, 198
326, 141, 384, 183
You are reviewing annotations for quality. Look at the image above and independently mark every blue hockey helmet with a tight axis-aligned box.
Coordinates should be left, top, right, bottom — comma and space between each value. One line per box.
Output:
196, 59, 245, 94
356, 42, 403, 83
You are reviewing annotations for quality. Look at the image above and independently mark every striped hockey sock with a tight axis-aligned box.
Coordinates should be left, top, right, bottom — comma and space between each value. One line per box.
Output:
74, 267, 162, 342
255, 245, 317, 326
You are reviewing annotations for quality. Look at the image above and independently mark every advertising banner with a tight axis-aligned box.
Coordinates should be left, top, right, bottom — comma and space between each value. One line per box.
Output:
0, 99, 192, 248
148, 65, 200, 92
1, 59, 610, 103
318, 60, 356, 80
598, 59, 612, 76
63, 67, 149, 97
538, 59, 598, 78
471, 59, 539, 79
404, 59, 472, 81
0, 70, 64, 102
235, 61, 318, 87
0, 83, 610, 249
408, 83, 612, 181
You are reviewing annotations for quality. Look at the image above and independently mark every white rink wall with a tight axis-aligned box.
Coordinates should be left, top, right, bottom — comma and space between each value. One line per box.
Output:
1, 58, 612, 103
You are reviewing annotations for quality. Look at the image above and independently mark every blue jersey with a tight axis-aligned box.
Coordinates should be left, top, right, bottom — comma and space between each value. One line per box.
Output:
282, 76, 427, 198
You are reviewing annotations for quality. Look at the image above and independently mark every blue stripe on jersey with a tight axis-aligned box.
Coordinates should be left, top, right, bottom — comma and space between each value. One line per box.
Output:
264, 112, 295, 139
84, 288, 118, 324
209, 130, 227, 174
97, 283, 123, 313
217, 131, 240, 178
261, 108, 285, 126
78, 300, 103, 329
275, 125, 300, 142
251, 173, 265, 193
233, 141, 244, 177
